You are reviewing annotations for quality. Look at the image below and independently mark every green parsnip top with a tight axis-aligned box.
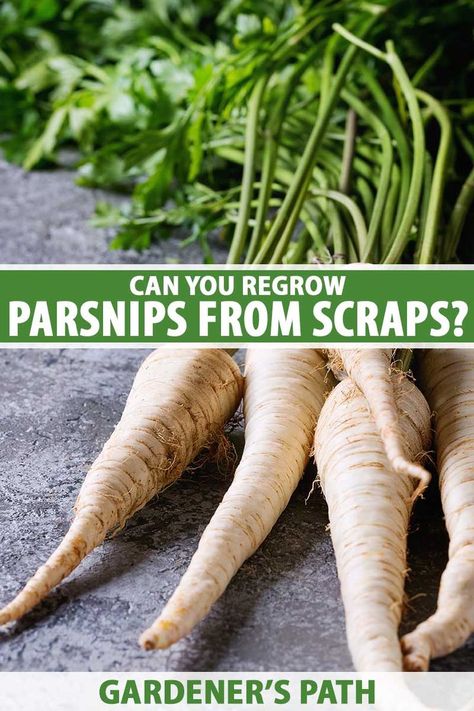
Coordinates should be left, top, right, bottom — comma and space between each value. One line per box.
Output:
0, 0, 472, 263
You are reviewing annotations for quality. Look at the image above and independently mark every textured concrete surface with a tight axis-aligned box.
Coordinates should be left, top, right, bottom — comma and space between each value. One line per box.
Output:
0, 160, 472, 671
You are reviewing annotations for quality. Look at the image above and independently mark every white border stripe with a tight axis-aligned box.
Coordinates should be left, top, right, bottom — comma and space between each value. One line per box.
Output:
0, 343, 472, 349
0, 263, 473, 270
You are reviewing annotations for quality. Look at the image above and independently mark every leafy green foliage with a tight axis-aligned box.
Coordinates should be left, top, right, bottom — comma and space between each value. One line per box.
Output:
0, 0, 472, 257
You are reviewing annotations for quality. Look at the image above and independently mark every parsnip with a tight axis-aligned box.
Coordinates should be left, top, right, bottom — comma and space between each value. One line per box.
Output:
402, 349, 474, 670
314, 374, 431, 670
0, 348, 243, 624
331, 348, 431, 497
139, 348, 333, 650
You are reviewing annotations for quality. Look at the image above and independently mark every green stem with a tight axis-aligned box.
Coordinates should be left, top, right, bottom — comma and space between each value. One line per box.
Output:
320, 34, 337, 111
380, 164, 398, 250
342, 88, 393, 262
227, 75, 267, 264
416, 90, 452, 264
284, 229, 312, 264
355, 176, 374, 222
412, 44, 444, 88
332, 23, 385, 60
339, 108, 357, 193
245, 49, 319, 263
328, 203, 348, 263
382, 44, 425, 263
444, 166, 474, 261
302, 205, 331, 258
332, 27, 424, 263
255, 17, 375, 264
324, 105, 356, 263
310, 187, 368, 257
360, 68, 411, 238
397, 349, 414, 373
268, 187, 309, 263
415, 151, 433, 262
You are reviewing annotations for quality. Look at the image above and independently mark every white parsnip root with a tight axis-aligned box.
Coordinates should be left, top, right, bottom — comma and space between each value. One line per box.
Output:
402, 349, 474, 671
314, 374, 431, 670
0, 348, 243, 625
331, 348, 431, 497
139, 348, 333, 650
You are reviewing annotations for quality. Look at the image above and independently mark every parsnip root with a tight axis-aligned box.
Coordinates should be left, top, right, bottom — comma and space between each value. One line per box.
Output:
139, 348, 333, 650
402, 349, 474, 671
332, 348, 431, 497
315, 374, 431, 670
0, 348, 243, 625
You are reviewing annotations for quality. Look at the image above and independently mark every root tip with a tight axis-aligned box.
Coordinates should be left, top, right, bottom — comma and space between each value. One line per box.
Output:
139, 627, 169, 651
139, 617, 182, 651
139, 633, 157, 651
0, 604, 16, 626
401, 635, 430, 672
392, 457, 431, 498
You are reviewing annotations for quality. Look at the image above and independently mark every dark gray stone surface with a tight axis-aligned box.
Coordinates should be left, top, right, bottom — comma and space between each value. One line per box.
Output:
0, 160, 472, 671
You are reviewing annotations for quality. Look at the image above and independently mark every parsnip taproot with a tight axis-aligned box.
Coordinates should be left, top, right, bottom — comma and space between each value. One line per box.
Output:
314, 374, 431, 671
0, 348, 243, 625
330, 348, 431, 497
402, 349, 474, 670
139, 348, 333, 650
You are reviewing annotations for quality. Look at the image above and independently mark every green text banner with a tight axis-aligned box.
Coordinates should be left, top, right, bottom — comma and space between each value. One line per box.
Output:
0, 265, 472, 346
